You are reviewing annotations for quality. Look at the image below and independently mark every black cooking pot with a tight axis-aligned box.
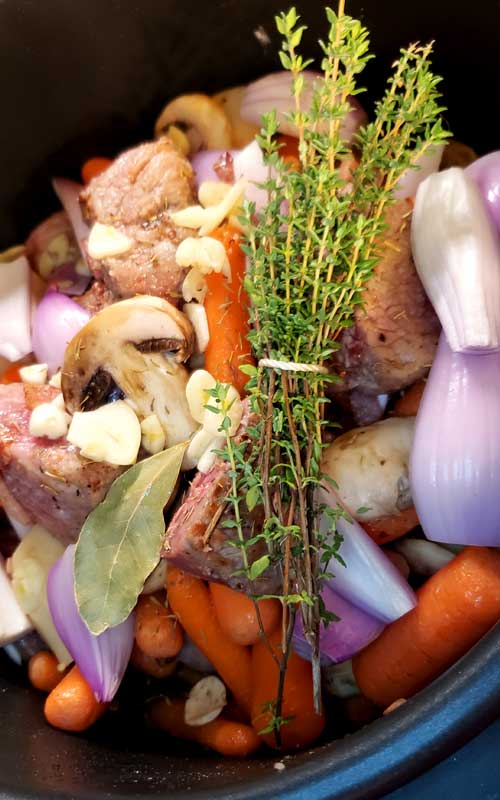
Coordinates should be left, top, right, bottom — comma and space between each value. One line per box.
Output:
1, 1, 500, 798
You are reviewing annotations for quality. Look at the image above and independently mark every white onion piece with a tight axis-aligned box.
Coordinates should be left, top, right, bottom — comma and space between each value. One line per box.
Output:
240, 71, 367, 142
0, 255, 33, 361
32, 290, 90, 374
466, 151, 500, 231
394, 144, 445, 199
233, 140, 269, 212
412, 167, 500, 352
319, 488, 417, 623
48, 545, 134, 702
394, 538, 455, 577
191, 150, 237, 186
52, 178, 90, 259
410, 334, 500, 546
0, 555, 32, 646
293, 584, 384, 665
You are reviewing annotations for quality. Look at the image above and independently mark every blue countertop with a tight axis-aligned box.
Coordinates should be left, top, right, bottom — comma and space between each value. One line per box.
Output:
386, 717, 500, 800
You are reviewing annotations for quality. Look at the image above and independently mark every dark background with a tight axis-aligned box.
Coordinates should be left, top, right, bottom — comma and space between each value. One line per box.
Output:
1, 0, 500, 798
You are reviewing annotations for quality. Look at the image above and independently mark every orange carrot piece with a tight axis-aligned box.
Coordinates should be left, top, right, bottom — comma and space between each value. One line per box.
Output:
392, 380, 426, 417
205, 224, 255, 395
135, 593, 184, 659
166, 567, 252, 714
251, 628, 325, 751
362, 506, 420, 546
353, 547, 500, 707
276, 134, 300, 169
44, 666, 106, 732
28, 651, 64, 693
210, 583, 281, 646
149, 697, 261, 757
81, 157, 113, 185
1, 363, 22, 384
130, 643, 177, 679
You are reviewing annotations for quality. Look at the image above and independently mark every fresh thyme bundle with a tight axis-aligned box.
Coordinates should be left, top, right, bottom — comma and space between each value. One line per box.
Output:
214, 1, 449, 736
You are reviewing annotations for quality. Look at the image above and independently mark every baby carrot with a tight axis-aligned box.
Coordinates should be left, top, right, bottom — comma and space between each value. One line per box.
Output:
251, 627, 325, 751
81, 157, 113, 185
210, 583, 281, 646
1, 363, 22, 384
130, 644, 177, 679
167, 567, 252, 714
149, 697, 260, 757
361, 506, 420, 546
205, 224, 255, 395
392, 380, 426, 417
44, 666, 106, 732
353, 547, 500, 707
135, 593, 184, 659
28, 651, 64, 693
276, 134, 300, 169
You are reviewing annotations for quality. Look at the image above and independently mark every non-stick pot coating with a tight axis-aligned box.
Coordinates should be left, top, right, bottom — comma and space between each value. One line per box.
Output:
1, 1, 500, 798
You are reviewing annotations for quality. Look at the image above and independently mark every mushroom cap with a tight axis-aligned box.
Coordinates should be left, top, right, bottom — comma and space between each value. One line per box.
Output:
62, 295, 195, 414
154, 94, 232, 152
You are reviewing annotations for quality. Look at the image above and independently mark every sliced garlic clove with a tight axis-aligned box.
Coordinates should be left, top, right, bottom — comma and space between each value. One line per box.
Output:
176, 236, 229, 276
198, 180, 232, 208
185, 369, 217, 423
182, 267, 208, 304
67, 400, 141, 465
184, 675, 227, 726
183, 303, 210, 353
87, 222, 133, 260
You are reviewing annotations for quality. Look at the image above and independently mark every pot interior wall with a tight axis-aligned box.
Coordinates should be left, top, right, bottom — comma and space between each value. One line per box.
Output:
0, 0, 499, 798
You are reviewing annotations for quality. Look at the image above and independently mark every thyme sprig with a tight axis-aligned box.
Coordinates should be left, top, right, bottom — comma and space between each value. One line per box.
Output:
217, 1, 450, 737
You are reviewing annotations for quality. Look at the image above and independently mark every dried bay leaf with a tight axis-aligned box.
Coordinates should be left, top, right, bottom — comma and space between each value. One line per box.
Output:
75, 442, 186, 635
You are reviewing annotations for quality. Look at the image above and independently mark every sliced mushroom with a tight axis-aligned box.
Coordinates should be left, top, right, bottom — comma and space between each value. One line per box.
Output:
154, 94, 232, 152
213, 86, 261, 148
62, 296, 197, 447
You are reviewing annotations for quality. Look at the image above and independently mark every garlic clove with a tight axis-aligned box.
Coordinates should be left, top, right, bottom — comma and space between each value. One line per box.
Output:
197, 435, 225, 473
184, 675, 227, 726
87, 222, 133, 260
140, 413, 166, 455
201, 384, 242, 436
183, 303, 210, 353
19, 363, 48, 385
185, 369, 217, 423
29, 402, 70, 440
67, 400, 141, 465
182, 427, 216, 471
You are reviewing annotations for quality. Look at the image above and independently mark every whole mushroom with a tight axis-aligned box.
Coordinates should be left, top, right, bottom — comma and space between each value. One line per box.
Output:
62, 295, 197, 447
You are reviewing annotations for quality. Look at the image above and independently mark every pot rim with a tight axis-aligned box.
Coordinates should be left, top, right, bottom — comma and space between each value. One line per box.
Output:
1, 620, 499, 800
